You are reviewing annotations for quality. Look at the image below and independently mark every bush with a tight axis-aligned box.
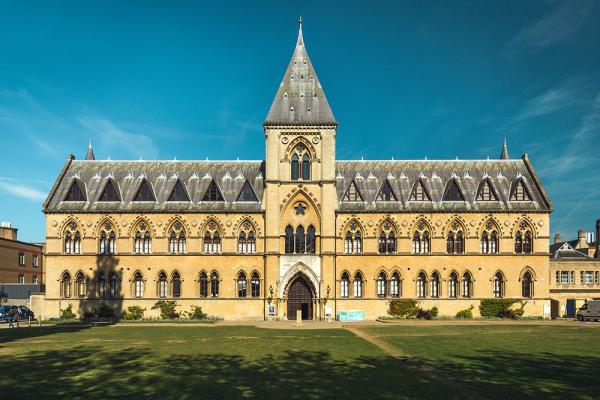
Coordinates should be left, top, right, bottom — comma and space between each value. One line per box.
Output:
152, 300, 179, 319
415, 308, 432, 320
60, 304, 76, 320
455, 305, 474, 319
122, 306, 145, 320
94, 302, 115, 319
479, 299, 527, 319
185, 306, 208, 320
430, 307, 439, 318
388, 299, 419, 318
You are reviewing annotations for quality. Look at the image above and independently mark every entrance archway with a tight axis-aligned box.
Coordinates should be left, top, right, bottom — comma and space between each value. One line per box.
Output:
286, 275, 314, 320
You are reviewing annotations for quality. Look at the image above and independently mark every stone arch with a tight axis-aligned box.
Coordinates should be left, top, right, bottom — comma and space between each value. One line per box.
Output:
409, 216, 434, 238
478, 216, 503, 237
511, 216, 538, 238
448, 269, 460, 280
279, 262, 320, 298
284, 136, 317, 160
341, 218, 365, 236
59, 216, 86, 238
164, 216, 191, 238
519, 266, 537, 281
94, 216, 121, 238
375, 217, 399, 236
443, 215, 469, 237
234, 216, 261, 236
492, 269, 507, 281
128, 216, 157, 237
280, 188, 321, 219
199, 217, 224, 236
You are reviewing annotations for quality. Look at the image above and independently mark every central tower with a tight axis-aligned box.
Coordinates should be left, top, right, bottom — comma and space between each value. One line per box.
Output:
263, 19, 338, 320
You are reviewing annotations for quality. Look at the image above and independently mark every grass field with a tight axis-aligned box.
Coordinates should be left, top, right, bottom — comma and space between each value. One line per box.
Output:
0, 323, 598, 399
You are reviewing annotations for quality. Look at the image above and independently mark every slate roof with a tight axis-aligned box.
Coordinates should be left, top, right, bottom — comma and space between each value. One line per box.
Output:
44, 158, 265, 213
550, 242, 593, 260
335, 156, 552, 213
264, 18, 337, 126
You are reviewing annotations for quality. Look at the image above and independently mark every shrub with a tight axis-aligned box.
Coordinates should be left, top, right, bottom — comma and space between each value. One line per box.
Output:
415, 308, 432, 320
430, 306, 439, 318
479, 299, 527, 319
185, 306, 208, 320
94, 302, 115, 319
152, 300, 179, 319
60, 304, 76, 320
122, 306, 145, 320
388, 299, 419, 318
83, 311, 95, 319
455, 305, 474, 319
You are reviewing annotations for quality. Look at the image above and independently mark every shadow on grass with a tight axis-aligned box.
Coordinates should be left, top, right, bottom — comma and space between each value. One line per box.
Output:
0, 323, 92, 345
0, 345, 597, 399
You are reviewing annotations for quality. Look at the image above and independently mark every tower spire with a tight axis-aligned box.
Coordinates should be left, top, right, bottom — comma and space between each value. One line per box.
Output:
85, 139, 95, 160
297, 16, 304, 46
500, 138, 509, 160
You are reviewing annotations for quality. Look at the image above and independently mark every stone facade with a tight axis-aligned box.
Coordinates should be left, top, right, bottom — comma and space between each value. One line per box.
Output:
41, 22, 553, 320
0, 223, 44, 285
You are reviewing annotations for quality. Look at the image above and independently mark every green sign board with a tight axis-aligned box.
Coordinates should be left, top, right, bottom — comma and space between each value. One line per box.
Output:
338, 310, 365, 321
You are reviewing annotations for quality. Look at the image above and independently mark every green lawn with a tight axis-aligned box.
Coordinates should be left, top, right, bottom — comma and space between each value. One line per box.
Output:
0, 323, 598, 399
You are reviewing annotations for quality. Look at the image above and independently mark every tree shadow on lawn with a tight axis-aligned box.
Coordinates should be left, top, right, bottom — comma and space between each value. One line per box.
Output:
0, 347, 597, 400
0, 323, 92, 345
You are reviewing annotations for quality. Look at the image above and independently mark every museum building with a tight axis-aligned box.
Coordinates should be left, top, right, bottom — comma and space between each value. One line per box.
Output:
41, 21, 553, 320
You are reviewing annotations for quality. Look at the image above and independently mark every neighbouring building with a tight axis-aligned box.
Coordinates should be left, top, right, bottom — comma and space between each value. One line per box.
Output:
0, 221, 44, 286
41, 21, 554, 320
549, 220, 600, 317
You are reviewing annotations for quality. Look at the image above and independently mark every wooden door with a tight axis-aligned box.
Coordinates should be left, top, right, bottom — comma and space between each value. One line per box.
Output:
287, 276, 312, 320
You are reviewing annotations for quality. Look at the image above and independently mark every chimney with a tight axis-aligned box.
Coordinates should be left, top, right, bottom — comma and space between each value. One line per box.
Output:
576, 229, 587, 249
0, 221, 18, 241
554, 233, 562, 244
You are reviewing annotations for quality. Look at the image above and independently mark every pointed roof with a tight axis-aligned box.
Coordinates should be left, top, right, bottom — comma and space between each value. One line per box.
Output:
85, 140, 95, 160
264, 18, 337, 126
500, 138, 509, 160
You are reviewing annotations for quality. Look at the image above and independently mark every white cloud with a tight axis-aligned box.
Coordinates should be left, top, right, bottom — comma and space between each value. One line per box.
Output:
507, 1, 594, 53
0, 178, 47, 202
79, 116, 160, 159
515, 87, 577, 121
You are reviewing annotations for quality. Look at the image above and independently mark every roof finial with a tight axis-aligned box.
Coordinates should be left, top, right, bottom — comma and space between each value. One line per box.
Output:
85, 139, 95, 160
500, 138, 510, 160
296, 16, 304, 47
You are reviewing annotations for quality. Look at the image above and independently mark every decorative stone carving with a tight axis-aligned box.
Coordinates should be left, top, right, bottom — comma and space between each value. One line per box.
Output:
226, 220, 232, 227
51, 221, 58, 227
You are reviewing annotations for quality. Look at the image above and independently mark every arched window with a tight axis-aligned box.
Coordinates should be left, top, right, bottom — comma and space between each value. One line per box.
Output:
345, 232, 352, 254
108, 232, 116, 254
446, 223, 464, 254
135, 232, 142, 254
210, 272, 220, 298
64, 222, 81, 254
237, 272, 247, 298
462, 272, 472, 298
302, 154, 311, 180
448, 272, 458, 298
65, 232, 73, 254
353, 272, 363, 298
515, 232, 523, 254
344, 222, 362, 254
199, 272, 208, 298
390, 272, 401, 298
290, 143, 310, 181
158, 271, 168, 298
169, 222, 186, 254
379, 233, 386, 254
412, 232, 420, 254
285, 225, 295, 254
376, 219, 398, 254
61, 272, 72, 298
354, 232, 362, 254
203, 222, 221, 254
522, 271, 533, 298
144, 233, 151, 253
422, 232, 430, 254
306, 226, 316, 254
291, 154, 299, 181
295, 226, 305, 254
481, 221, 499, 254
203, 232, 212, 254
377, 272, 387, 298
493, 271, 504, 298
74, 232, 81, 254
251, 272, 260, 298
387, 232, 396, 254
98, 271, 107, 298
417, 272, 427, 298
523, 232, 532, 254
212, 232, 221, 254
109, 272, 118, 298
76, 272, 86, 298
247, 232, 256, 254
340, 272, 350, 298
431, 272, 440, 298
134, 272, 144, 298
172, 272, 181, 298
238, 232, 246, 254
446, 232, 455, 254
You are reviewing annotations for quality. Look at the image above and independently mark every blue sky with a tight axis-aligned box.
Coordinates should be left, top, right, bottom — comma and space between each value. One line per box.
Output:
1, 1, 599, 243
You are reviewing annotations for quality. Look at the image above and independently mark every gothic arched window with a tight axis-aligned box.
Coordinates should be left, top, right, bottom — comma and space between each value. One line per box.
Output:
98, 271, 107, 298
481, 221, 499, 254
493, 271, 504, 298
237, 272, 247, 298
109, 272, 118, 298
522, 271, 533, 298
210, 272, 220, 298
134, 272, 144, 298
306, 226, 316, 254
290, 144, 310, 181
251, 272, 260, 298
515, 223, 533, 254
377, 272, 387, 298
462, 272, 472, 298
64, 222, 81, 254
134, 221, 151, 254
344, 222, 362, 254
446, 223, 464, 254
172, 272, 181, 298
158, 271, 168, 298
61, 271, 72, 298
390, 272, 401, 298
449, 272, 458, 298
417, 272, 427, 298
99, 222, 116, 255
295, 225, 305, 254
76, 272, 86, 298
285, 225, 294, 254
340, 272, 350, 298
431, 272, 441, 298
199, 272, 208, 298
169, 222, 186, 254
353, 272, 363, 298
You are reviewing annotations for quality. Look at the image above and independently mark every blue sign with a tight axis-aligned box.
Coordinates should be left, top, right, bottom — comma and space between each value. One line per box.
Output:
338, 310, 365, 321
268, 306, 275, 315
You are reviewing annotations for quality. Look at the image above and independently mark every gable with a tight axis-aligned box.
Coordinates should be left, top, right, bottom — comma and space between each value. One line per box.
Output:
168, 180, 190, 202
202, 180, 224, 202
510, 179, 532, 201
376, 180, 397, 201
409, 180, 431, 202
443, 179, 465, 202
133, 179, 156, 202
98, 179, 121, 202
342, 181, 363, 202
237, 181, 258, 202
476, 179, 498, 201
64, 180, 86, 202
